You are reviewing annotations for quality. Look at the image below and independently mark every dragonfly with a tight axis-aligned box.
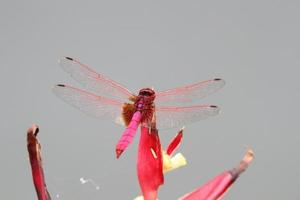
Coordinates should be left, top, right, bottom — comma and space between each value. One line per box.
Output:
53, 57, 225, 158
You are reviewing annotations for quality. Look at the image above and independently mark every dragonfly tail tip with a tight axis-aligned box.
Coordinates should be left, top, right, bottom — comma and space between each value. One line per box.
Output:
116, 149, 124, 159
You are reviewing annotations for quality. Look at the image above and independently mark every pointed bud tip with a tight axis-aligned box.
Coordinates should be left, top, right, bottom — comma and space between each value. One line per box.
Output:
244, 148, 254, 162
179, 126, 185, 134
27, 124, 39, 136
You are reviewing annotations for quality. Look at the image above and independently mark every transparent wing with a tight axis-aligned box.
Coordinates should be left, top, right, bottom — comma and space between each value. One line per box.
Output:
59, 57, 134, 101
52, 84, 126, 126
156, 105, 220, 130
155, 79, 225, 105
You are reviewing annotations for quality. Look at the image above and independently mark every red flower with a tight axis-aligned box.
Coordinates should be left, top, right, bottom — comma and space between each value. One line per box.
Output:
137, 126, 164, 200
136, 127, 186, 200
26, 124, 253, 200
135, 124, 254, 200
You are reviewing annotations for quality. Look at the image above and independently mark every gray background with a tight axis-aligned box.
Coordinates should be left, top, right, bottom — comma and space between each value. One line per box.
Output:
1, 0, 299, 199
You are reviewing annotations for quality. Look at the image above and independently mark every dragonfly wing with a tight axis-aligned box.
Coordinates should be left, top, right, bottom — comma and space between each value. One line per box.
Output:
52, 84, 126, 126
156, 105, 220, 130
59, 57, 134, 101
155, 79, 225, 105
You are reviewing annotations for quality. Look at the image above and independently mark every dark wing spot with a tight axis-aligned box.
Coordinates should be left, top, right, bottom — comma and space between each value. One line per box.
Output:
214, 78, 222, 81
57, 84, 65, 87
65, 57, 73, 61
210, 105, 218, 108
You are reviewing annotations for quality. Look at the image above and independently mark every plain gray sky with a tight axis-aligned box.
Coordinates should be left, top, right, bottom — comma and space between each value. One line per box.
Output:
1, 0, 299, 199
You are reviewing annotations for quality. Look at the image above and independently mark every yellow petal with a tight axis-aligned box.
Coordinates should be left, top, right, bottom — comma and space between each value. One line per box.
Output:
134, 196, 144, 200
162, 151, 173, 172
134, 196, 158, 200
163, 151, 187, 173
171, 153, 187, 170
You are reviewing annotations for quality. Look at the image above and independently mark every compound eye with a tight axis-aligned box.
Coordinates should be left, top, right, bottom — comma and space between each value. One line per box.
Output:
139, 91, 147, 96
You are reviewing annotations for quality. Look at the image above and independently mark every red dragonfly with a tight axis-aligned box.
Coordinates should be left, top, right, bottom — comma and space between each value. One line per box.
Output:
53, 57, 225, 158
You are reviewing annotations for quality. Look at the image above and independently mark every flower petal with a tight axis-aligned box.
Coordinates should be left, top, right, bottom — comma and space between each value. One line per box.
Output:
134, 195, 144, 200
179, 149, 254, 200
163, 152, 187, 173
27, 124, 52, 200
137, 126, 163, 200
166, 127, 184, 156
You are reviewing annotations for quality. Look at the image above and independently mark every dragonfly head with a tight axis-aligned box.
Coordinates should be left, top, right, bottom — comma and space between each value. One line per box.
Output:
138, 88, 156, 100
139, 88, 155, 102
